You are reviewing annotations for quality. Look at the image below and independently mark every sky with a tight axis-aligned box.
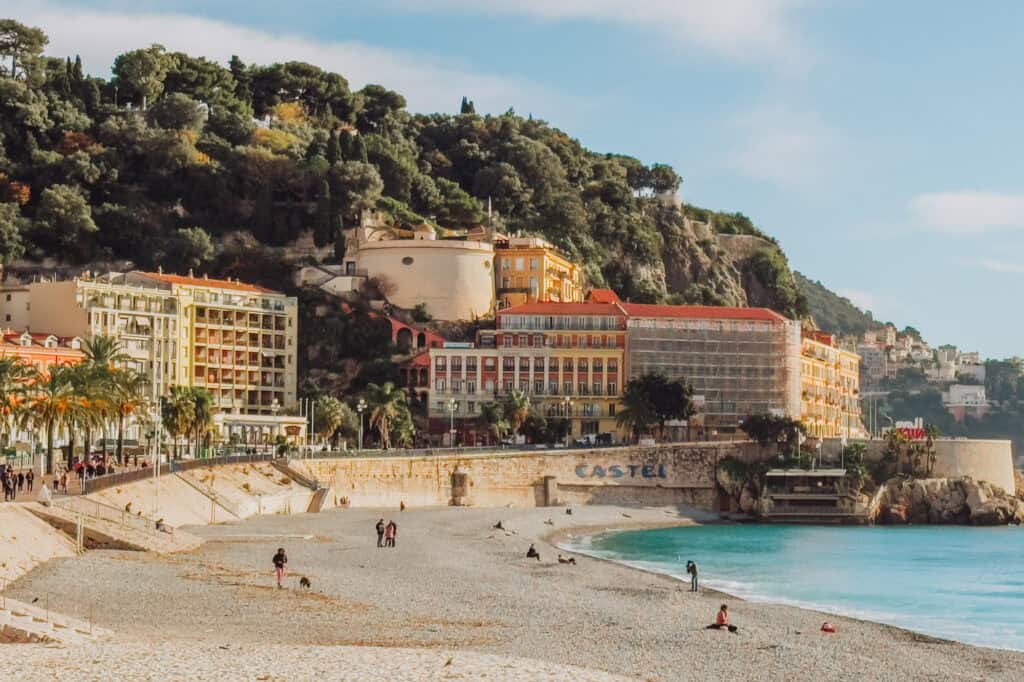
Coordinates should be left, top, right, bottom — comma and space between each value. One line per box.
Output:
7, 1, 1024, 359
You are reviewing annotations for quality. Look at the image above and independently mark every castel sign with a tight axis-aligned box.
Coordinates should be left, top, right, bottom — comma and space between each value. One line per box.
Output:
575, 463, 668, 480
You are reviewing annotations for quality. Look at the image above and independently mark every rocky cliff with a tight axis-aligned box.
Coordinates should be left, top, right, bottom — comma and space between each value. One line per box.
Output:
874, 477, 1024, 526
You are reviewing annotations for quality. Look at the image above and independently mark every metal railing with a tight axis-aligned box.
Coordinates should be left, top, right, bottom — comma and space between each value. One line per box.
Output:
52, 495, 160, 535
81, 452, 278, 494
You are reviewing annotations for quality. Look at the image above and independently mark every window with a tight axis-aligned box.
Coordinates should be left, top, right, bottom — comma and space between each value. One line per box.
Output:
534, 335, 543, 348
503, 379, 513, 393
515, 257, 525, 271
452, 380, 463, 393
593, 359, 603, 372
564, 381, 573, 395
608, 404, 616, 417
467, 401, 476, 414
451, 357, 462, 371
529, 276, 538, 293
503, 335, 512, 348
504, 258, 512, 271
485, 380, 495, 393
564, 358, 574, 372
578, 382, 588, 395
534, 379, 544, 394
607, 381, 617, 395
503, 357, 515, 371
579, 359, 588, 372
436, 401, 446, 412
502, 277, 511, 289
608, 359, 618, 372
519, 334, 528, 347
529, 257, 539, 270
435, 379, 446, 392
593, 382, 602, 395
484, 357, 496, 370
466, 358, 477, 372
435, 356, 446, 370
548, 358, 559, 372
583, 403, 595, 417
466, 380, 476, 394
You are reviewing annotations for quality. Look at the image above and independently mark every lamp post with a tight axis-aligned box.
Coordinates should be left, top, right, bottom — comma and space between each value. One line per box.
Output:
357, 399, 367, 450
447, 398, 457, 448
270, 399, 280, 456
563, 396, 573, 446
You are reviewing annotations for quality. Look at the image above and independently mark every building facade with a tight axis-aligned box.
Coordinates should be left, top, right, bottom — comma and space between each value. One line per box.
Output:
624, 304, 803, 436
427, 302, 627, 444
800, 331, 863, 439
11, 271, 300, 446
494, 236, 584, 309
0, 330, 84, 372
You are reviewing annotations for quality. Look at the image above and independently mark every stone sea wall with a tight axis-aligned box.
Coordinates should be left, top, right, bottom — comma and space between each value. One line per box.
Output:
305, 443, 754, 510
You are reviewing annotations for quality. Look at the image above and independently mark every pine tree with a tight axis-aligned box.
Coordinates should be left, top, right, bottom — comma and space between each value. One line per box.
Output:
460, 96, 475, 115
313, 179, 332, 247
71, 55, 84, 85
333, 226, 347, 263
326, 130, 341, 165
350, 133, 368, 163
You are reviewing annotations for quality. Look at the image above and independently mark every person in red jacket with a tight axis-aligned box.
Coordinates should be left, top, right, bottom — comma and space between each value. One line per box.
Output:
706, 604, 738, 633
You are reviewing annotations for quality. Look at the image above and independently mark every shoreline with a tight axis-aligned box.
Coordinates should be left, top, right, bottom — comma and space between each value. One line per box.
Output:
5, 504, 1023, 680
555, 516, 1022, 655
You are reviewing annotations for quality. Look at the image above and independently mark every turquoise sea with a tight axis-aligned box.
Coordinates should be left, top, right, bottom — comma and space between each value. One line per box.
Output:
567, 524, 1024, 651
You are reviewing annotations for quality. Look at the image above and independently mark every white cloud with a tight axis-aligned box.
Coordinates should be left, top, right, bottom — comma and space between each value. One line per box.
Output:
909, 191, 1024, 234
967, 258, 1024, 274
725, 106, 840, 188
837, 288, 877, 312
11, 2, 572, 117
395, 0, 814, 68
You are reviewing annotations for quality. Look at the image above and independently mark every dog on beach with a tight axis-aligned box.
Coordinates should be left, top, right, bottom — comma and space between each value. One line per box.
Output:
298, 576, 311, 590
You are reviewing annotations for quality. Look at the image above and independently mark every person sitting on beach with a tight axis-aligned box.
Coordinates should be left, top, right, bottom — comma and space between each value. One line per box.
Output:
155, 518, 173, 535
526, 543, 541, 561
706, 604, 738, 633
272, 547, 288, 588
557, 554, 576, 565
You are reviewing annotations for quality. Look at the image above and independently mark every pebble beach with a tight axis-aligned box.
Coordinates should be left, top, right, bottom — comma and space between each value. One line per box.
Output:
6, 505, 1024, 681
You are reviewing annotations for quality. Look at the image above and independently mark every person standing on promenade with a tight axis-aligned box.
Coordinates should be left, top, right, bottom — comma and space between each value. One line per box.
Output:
272, 548, 288, 588
385, 521, 397, 548
26, 469, 33, 492
60, 471, 68, 495
375, 518, 386, 548
17, 472, 24, 493
686, 561, 699, 592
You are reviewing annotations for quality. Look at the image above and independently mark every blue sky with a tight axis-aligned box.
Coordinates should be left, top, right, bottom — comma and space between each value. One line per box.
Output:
12, 1, 1024, 358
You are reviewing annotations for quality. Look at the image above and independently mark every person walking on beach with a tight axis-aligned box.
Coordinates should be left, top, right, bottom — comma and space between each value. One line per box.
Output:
384, 520, 397, 548
686, 560, 699, 592
272, 548, 288, 588
706, 604, 738, 633
375, 518, 386, 548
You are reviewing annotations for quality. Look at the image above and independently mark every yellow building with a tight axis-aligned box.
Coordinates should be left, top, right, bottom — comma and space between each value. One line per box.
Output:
800, 331, 864, 438
14, 271, 301, 445
494, 236, 584, 309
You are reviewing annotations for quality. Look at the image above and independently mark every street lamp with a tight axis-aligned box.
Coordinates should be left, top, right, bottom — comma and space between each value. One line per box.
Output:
563, 396, 573, 446
447, 398, 457, 447
357, 398, 367, 450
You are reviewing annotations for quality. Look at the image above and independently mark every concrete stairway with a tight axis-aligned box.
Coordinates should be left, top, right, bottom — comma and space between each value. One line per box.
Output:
0, 596, 112, 644
272, 459, 322, 491
306, 487, 330, 513
26, 501, 203, 554
172, 472, 243, 520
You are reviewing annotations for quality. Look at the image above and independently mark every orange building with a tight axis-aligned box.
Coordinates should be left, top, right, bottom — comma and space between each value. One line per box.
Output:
494, 236, 585, 309
0, 330, 84, 372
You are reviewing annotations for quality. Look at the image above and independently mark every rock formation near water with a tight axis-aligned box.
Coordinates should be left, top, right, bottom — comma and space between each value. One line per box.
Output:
874, 477, 1024, 526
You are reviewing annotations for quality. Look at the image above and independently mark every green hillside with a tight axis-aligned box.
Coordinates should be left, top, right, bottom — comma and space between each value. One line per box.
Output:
795, 271, 883, 337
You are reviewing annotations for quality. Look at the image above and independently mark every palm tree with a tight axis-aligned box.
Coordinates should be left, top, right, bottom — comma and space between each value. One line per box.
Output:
187, 387, 216, 458
82, 334, 128, 368
501, 390, 530, 435
22, 365, 80, 475
616, 382, 657, 442
162, 386, 195, 460
64, 362, 105, 468
477, 402, 508, 444
366, 382, 410, 450
0, 356, 34, 451
111, 370, 149, 465
81, 335, 127, 460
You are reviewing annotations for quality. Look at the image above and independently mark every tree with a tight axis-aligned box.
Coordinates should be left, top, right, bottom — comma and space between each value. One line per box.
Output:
326, 130, 341, 165
0, 356, 32, 451
459, 96, 476, 115
147, 92, 204, 130
207, 106, 255, 145
0, 20, 48, 81
477, 402, 508, 443
113, 45, 175, 108
616, 374, 693, 441
110, 370, 148, 465
617, 379, 658, 441
0, 202, 26, 265
740, 413, 806, 455
313, 179, 333, 247
22, 364, 77, 475
502, 390, 531, 435
161, 385, 195, 460
313, 395, 357, 446
366, 381, 410, 450
169, 227, 215, 272
187, 387, 216, 457
33, 184, 98, 255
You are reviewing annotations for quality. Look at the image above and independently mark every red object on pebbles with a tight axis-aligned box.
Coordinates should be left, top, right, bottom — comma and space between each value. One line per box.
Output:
821, 623, 837, 633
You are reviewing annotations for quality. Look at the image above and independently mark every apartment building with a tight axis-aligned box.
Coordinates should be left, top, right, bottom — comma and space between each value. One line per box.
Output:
11, 271, 302, 446
624, 304, 803, 436
0, 330, 84, 372
493, 236, 585, 309
800, 331, 863, 439
428, 301, 627, 444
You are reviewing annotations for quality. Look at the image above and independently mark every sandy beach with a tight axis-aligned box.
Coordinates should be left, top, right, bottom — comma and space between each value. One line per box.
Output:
5, 504, 1023, 681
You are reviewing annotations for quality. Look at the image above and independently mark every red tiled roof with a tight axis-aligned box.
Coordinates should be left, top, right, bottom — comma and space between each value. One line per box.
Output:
138, 272, 277, 294
585, 289, 621, 304
497, 302, 626, 316
620, 303, 788, 322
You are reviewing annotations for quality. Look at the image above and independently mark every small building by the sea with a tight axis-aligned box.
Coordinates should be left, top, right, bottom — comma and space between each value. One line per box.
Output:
760, 469, 870, 524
